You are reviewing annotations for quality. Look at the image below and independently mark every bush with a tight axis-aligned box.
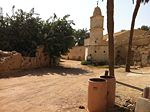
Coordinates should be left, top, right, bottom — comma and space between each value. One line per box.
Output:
81, 60, 92, 65
81, 60, 108, 66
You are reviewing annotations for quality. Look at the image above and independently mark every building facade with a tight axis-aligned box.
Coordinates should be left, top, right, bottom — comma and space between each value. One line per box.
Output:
63, 5, 150, 67
113, 30, 150, 66
62, 46, 85, 61
84, 5, 108, 63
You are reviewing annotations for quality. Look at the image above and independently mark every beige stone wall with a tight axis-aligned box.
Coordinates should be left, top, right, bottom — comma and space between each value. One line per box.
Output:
132, 46, 150, 67
115, 46, 127, 65
62, 46, 85, 61
114, 30, 146, 46
114, 30, 150, 66
0, 51, 22, 72
90, 16, 104, 29
0, 46, 50, 73
86, 45, 108, 63
90, 28, 103, 45
84, 38, 90, 46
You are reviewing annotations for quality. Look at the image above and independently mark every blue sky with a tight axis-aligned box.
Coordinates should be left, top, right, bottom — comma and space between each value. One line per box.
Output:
0, 0, 150, 34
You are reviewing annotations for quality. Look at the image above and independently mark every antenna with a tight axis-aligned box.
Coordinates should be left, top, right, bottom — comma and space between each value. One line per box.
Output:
0, 7, 3, 20
97, 0, 99, 6
0, 7, 3, 17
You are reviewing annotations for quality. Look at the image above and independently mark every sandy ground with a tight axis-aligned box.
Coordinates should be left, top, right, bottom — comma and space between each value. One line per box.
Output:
0, 59, 150, 112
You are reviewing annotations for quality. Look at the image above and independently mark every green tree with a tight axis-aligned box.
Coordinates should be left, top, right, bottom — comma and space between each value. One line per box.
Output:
126, 0, 149, 72
0, 6, 78, 67
43, 14, 75, 60
140, 25, 150, 31
73, 28, 89, 46
0, 8, 75, 61
0, 8, 43, 56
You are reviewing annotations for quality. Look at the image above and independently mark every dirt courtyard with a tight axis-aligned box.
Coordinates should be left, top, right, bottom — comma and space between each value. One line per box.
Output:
0, 59, 150, 112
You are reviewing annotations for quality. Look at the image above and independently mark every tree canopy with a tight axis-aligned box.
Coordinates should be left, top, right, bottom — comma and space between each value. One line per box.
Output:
0, 8, 77, 58
73, 29, 89, 46
0, 9, 43, 56
43, 14, 75, 58
139, 25, 150, 31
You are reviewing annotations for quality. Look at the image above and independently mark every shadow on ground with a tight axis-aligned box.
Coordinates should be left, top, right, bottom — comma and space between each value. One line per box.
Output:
108, 104, 131, 112
0, 66, 91, 79
77, 104, 131, 112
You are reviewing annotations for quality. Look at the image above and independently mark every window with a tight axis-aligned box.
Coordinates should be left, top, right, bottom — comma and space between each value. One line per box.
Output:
103, 51, 106, 53
117, 50, 120, 53
95, 51, 97, 53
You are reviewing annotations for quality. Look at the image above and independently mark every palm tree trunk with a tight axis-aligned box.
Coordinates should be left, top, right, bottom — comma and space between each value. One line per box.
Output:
107, 0, 115, 76
126, 0, 141, 72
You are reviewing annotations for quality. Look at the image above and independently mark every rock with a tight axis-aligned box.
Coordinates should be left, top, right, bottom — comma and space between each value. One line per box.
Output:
127, 104, 135, 111
78, 106, 85, 109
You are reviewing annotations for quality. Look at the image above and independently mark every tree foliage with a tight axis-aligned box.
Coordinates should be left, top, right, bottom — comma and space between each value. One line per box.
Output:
140, 25, 150, 31
43, 14, 75, 58
0, 8, 43, 56
73, 29, 89, 46
0, 8, 75, 58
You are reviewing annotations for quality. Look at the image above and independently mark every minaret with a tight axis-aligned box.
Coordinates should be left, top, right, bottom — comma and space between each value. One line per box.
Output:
89, 3, 104, 45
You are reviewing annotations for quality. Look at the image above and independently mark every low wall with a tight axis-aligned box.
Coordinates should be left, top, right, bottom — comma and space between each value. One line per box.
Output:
62, 46, 85, 61
0, 46, 50, 73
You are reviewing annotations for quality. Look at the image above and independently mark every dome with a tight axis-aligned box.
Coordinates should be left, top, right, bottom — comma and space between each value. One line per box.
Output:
93, 6, 102, 16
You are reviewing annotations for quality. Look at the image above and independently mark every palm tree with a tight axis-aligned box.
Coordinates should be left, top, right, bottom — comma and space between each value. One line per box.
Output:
107, 0, 115, 76
126, 0, 149, 72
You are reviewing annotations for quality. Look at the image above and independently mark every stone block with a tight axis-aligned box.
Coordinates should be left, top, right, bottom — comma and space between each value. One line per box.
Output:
21, 57, 32, 69
135, 97, 150, 112
0, 52, 22, 73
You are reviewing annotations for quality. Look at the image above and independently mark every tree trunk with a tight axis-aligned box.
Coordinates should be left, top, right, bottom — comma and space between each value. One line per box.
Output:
107, 0, 115, 76
126, 0, 141, 72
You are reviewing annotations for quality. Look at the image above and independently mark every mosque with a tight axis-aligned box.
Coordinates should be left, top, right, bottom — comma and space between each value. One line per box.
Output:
63, 4, 150, 67
84, 4, 108, 63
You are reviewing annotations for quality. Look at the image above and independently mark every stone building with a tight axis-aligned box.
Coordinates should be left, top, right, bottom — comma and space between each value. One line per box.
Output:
110, 30, 150, 66
84, 5, 108, 63
63, 5, 150, 67
63, 5, 108, 63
